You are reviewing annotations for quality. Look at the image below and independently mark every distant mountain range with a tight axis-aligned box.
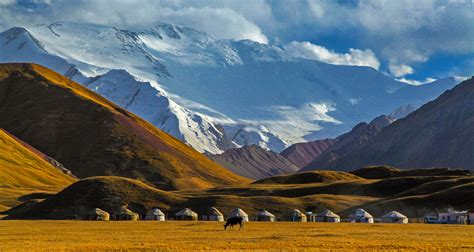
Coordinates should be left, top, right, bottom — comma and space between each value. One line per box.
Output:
303, 77, 474, 171
0, 22, 459, 154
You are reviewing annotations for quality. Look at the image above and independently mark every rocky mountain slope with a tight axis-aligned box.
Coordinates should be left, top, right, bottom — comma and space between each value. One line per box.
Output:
208, 145, 298, 180
0, 63, 248, 190
308, 78, 474, 171
280, 139, 336, 168
0, 22, 459, 153
302, 115, 395, 171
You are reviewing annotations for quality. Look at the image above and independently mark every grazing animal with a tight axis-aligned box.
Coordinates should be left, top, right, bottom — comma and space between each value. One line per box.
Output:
224, 216, 243, 230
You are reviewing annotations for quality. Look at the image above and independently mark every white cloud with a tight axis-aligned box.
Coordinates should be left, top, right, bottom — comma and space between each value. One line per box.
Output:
389, 62, 415, 77
284, 41, 380, 70
0, 0, 15, 5
396, 77, 437, 86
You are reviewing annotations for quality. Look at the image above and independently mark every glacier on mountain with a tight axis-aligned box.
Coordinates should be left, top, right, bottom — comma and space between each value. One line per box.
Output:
0, 21, 459, 153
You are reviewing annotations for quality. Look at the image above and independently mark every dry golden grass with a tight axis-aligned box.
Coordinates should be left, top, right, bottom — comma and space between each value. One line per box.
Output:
0, 221, 473, 251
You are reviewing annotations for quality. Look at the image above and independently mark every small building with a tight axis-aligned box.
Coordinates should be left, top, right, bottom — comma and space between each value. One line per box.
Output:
315, 210, 340, 223
201, 207, 224, 221
381, 211, 408, 224
468, 210, 474, 225
349, 209, 374, 223
175, 208, 198, 221
425, 212, 439, 224
145, 208, 165, 221
117, 208, 139, 221
230, 208, 249, 222
88, 208, 110, 221
438, 210, 468, 224
291, 209, 307, 222
256, 210, 275, 222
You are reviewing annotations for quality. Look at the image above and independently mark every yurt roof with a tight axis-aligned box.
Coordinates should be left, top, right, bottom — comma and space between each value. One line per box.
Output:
208, 207, 224, 216
231, 208, 248, 217
382, 211, 407, 219
317, 210, 340, 218
149, 208, 165, 216
120, 208, 137, 215
293, 209, 306, 216
176, 208, 198, 217
92, 208, 108, 215
257, 210, 275, 217
355, 209, 373, 218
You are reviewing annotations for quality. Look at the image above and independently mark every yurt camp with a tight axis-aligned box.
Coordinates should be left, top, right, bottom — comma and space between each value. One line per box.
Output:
145, 208, 165, 221
117, 208, 140, 221
315, 210, 340, 223
201, 207, 224, 221
381, 211, 408, 224
349, 209, 374, 223
256, 210, 275, 222
88, 208, 110, 221
230, 208, 249, 222
291, 209, 307, 222
175, 208, 198, 221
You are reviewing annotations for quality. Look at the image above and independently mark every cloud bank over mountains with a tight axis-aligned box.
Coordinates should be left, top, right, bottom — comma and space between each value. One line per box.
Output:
0, 0, 472, 80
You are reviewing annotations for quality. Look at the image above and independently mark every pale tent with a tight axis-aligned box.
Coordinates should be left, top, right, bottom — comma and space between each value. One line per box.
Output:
88, 208, 110, 221
175, 208, 198, 221
117, 208, 139, 221
291, 209, 307, 222
316, 210, 340, 223
201, 207, 224, 221
381, 211, 408, 224
230, 208, 249, 222
349, 209, 374, 223
145, 208, 165, 221
256, 210, 275, 222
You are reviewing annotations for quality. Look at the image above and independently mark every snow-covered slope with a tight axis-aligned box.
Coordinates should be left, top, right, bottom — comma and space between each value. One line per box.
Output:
0, 21, 459, 153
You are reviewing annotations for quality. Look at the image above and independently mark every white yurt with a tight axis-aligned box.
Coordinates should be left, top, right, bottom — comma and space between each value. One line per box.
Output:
230, 208, 249, 222
256, 210, 275, 222
291, 209, 307, 222
145, 208, 165, 221
202, 207, 224, 221
349, 209, 374, 223
175, 208, 198, 221
315, 210, 340, 223
381, 211, 408, 224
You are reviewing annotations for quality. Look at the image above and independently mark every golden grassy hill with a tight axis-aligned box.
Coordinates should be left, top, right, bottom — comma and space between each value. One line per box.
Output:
0, 63, 249, 190
0, 129, 76, 211
7, 167, 472, 220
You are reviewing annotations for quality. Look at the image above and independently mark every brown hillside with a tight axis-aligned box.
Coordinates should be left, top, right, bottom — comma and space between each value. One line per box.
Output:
0, 63, 248, 190
253, 170, 361, 185
0, 129, 76, 211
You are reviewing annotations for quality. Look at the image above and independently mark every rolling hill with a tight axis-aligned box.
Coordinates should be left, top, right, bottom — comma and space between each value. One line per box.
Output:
5, 167, 473, 220
208, 145, 299, 180
305, 77, 474, 171
0, 63, 249, 190
0, 129, 76, 211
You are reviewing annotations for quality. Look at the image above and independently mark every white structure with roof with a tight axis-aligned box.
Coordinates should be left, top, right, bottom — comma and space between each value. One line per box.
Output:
256, 210, 275, 222
230, 208, 249, 222
315, 210, 340, 223
349, 209, 374, 223
145, 208, 165, 221
381, 211, 408, 223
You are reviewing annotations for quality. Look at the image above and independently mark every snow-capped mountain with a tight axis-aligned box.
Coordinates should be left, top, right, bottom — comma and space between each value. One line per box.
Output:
0, 21, 459, 153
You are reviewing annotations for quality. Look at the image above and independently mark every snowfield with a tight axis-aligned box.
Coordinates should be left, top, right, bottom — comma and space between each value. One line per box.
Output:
0, 22, 458, 153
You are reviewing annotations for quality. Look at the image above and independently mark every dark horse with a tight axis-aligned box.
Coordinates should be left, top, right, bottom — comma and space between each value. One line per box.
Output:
224, 216, 243, 230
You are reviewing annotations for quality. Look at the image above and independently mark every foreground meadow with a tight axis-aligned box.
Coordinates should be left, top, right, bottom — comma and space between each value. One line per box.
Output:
0, 221, 473, 251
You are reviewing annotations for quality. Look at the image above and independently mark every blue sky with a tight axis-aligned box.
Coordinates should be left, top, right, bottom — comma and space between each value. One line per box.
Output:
1, 0, 472, 83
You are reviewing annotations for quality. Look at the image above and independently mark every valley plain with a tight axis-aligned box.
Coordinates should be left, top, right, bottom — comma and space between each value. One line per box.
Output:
0, 221, 473, 251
